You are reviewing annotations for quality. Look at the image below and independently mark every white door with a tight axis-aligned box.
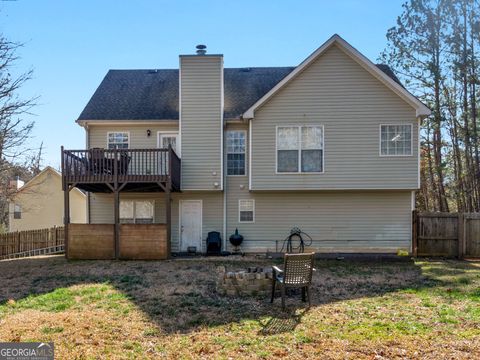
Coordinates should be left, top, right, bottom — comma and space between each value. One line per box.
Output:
159, 133, 180, 175
159, 133, 180, 156
180, 200, 202, 252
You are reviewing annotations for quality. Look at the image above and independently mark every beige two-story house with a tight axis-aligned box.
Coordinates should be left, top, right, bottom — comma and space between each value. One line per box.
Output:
9, 167, 86, 232
61, 34, 430, 259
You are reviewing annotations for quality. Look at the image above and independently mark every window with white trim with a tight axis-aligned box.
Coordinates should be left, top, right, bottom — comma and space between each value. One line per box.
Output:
277, 126, 323, 173
239, 199, 254, 223
120, 200, 154, 224
13, 204, 21, 219
226, 131, 246, 175
380, 125, 412, 156
108, 132, 129, 149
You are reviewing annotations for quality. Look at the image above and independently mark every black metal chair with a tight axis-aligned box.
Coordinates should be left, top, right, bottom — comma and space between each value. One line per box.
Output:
271, 252, 315, 310
206, 231, 222, 256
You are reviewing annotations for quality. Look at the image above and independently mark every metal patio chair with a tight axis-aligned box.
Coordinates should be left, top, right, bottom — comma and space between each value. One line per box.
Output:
270, 252, 315, 310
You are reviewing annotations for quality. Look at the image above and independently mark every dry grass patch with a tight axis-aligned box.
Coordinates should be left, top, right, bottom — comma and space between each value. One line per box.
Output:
0, 256, 479, 359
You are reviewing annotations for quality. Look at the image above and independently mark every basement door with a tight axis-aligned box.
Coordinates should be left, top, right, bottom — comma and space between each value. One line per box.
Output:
179, 200, 202, 252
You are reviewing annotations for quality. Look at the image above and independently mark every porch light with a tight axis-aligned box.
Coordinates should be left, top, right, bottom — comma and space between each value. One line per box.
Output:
147, 129, 151, 137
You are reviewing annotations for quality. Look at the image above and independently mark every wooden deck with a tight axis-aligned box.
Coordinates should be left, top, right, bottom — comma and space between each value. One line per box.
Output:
61, 147, 181, 192
61, 146, 178, 259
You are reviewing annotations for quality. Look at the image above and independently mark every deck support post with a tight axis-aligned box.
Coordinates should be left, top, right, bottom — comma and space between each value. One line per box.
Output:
63, 186, 71, 259
61, 146, 69, 259
113, 148, 120, 259
166, 144, 173, 258
165, 189, 172, 257
114, 188, 120, 259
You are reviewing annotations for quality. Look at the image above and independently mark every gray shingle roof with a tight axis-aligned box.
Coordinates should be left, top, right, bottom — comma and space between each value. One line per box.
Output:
77, 65, 400, 121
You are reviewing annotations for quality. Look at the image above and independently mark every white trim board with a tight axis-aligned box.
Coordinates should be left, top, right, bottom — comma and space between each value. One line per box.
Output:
77, 120, 179, 127
220, 56, 224, 191
242, 34, 431, 119
248, 119, 252, 190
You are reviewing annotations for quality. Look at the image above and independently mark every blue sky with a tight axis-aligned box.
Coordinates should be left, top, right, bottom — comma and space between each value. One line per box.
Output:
1, 0, 405, 167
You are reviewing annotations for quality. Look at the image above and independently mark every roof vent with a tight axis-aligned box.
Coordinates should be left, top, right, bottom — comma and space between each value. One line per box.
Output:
196, 44, 207, 55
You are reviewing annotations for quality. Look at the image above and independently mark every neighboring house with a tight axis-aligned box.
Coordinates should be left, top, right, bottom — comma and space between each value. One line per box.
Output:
9, 166, 87, 232
62, 34, 430, 258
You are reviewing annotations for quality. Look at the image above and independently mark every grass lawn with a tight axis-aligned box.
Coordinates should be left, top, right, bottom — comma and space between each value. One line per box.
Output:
0, 256, 479, 359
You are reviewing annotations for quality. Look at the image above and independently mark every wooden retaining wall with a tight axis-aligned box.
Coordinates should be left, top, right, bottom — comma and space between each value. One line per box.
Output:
68, 224, 115, 259
413, 211, 480, 258
67, 223, 167, 260
119, 224, 167, 260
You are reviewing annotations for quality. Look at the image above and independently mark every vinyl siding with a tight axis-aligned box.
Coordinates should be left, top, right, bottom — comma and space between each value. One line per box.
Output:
88, 124, 179, 149
9, 169, 86, 231
89, 191, 222, 253
224, 122, 411, 254
180, 55, 223, 190
251, 44, 419, 190
226, 190, 412, 254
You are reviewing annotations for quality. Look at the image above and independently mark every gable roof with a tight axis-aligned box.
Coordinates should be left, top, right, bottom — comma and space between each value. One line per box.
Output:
77, 62, 404, 123
11, 166, 86, 198
243, 34, 431, 119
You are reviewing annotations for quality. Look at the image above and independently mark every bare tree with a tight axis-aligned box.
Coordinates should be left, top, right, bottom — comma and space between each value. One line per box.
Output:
0, 36, 36, 162
0, 34, 38, 229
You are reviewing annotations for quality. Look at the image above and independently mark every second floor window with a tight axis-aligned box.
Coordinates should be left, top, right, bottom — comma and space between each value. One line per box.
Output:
277, 126, 323, 173
226, 131, 246, 175
380, 125, 412, 156
120, 200, 154, 224
108, 132, 129, 149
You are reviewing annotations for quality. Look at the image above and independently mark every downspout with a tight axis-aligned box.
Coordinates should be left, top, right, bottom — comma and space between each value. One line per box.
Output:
221, 58, 226, 250
223, 123, 227, 251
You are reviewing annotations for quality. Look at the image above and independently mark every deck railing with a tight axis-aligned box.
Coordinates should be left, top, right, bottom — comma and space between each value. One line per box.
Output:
62, 147, 181, 190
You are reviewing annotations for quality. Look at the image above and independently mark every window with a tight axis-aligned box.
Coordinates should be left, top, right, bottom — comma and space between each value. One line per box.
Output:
226, 131, 246, 175
13, 204, 21, 219
277, 126, 323, 173
120, 200, 154, 224
159, 132, 180, 156
380, 125, 412, 156
239, 199, 254, 223
107, 132, 129, 149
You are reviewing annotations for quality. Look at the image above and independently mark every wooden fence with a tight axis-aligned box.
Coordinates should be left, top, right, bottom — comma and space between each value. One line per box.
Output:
0, 226, 65, 258
413, 211, 480, 258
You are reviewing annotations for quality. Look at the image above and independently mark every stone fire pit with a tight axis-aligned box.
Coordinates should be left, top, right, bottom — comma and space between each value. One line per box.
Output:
216, 266, 273, 297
